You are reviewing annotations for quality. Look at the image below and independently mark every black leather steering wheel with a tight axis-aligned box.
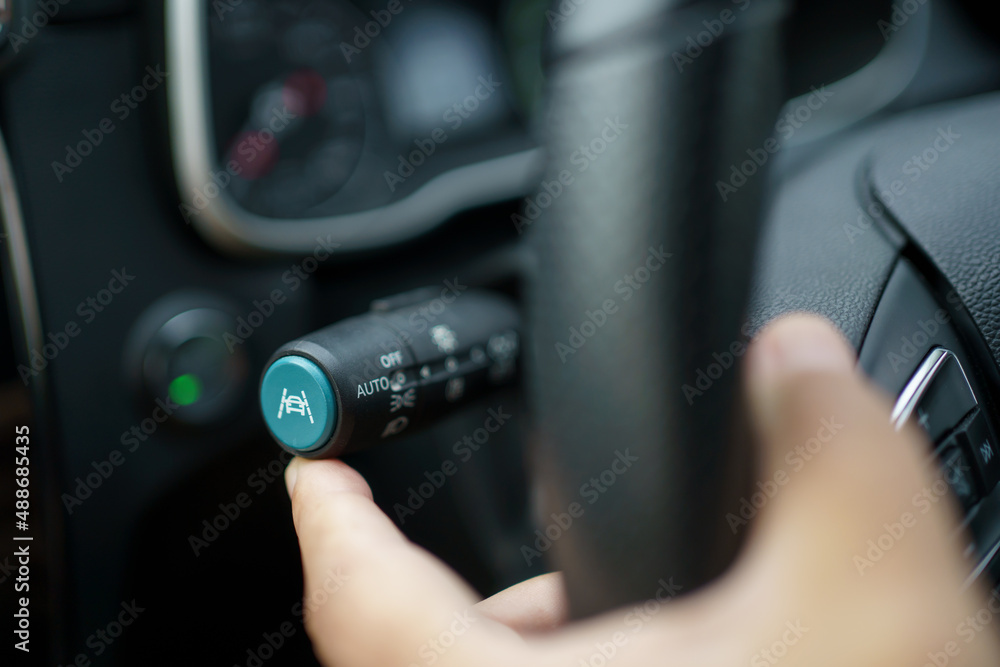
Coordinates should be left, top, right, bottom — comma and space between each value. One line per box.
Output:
526, 0, 788, 617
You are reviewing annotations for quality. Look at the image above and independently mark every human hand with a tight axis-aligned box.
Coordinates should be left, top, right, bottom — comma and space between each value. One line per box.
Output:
285, 314, 1000, 667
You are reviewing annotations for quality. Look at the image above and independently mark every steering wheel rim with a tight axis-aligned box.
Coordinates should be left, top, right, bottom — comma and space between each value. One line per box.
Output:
525, 0, 789, 617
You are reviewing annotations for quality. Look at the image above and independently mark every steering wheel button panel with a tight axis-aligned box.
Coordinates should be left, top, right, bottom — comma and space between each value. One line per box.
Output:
892, 348, 978, 443
260, 356, 337, 452
959, 413, 1000, 493
939, 443, 981, 512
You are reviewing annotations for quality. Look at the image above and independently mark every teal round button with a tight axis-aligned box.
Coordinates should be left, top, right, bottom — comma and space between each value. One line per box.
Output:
260, 356, 336, 452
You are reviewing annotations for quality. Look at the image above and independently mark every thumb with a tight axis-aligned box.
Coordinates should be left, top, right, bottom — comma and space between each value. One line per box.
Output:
285, 458, 517, 667
730, 314, 994, 665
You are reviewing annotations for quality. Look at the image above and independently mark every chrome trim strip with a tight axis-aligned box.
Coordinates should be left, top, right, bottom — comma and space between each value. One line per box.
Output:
892, 346, 995, 587
965, 538, 1000, 592
0, 130, 44, 388
891, 347, 961, 430
165, 1, 541, 257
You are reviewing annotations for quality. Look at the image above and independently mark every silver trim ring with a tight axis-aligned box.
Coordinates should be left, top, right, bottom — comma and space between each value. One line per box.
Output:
165, 1, 542, 257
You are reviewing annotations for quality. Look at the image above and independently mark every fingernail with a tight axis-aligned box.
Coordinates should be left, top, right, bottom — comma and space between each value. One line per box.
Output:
751, 315, 854, 383
285, 457, 301, 496
747, 314, 855, 424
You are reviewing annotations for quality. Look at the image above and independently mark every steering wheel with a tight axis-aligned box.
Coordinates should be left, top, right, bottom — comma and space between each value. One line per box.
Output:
526, 0, 788, 616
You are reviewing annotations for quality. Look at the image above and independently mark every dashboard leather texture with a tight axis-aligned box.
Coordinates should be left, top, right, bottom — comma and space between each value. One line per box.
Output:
745, 126, 903, 346
866, 93, 1000, 372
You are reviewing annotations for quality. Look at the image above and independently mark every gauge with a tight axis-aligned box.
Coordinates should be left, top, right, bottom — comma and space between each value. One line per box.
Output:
171, 0, 540, 254
209, 0, 378, 218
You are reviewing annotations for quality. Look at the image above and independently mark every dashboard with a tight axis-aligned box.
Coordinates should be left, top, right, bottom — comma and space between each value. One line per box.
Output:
0, 0, 999, 665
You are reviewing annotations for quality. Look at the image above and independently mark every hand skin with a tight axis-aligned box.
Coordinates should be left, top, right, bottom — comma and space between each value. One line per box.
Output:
285, 314, 1000, 667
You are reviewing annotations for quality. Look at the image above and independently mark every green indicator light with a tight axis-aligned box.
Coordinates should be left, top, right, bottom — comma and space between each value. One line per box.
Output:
169, 373, 203, 406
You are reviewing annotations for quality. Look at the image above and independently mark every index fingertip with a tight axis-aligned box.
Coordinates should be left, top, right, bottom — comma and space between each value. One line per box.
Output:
286, 458, 375, 503
285, 456, 302, 497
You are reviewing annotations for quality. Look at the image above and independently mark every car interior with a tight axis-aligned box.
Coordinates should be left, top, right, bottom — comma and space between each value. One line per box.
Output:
1, 0, 1000, 664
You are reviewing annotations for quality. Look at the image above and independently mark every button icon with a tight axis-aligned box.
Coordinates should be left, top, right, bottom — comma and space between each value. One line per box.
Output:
940, 446, 978, 512
957, 412, 1000, 492
445, 377, 465, 402
381, 416, 409, 438
278, 388, 314, 423
430, 324, 458, 354
261, 356, 336, 452
917, 407, 930, 432
390, 370, 407, 392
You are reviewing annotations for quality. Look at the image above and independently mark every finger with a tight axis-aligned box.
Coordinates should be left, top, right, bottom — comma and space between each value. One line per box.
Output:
475, 572, 569, 633
741, 314, 958, 566
286, 458, 524, 667
732, 313, 996, 664
538, 314, 1000, 666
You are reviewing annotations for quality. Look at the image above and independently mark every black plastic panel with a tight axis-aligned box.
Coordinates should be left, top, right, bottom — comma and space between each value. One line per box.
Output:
745, 125, 900, 344
860, 259, 970, 397
860, 257, 1000, 587
867, 93, 1000, 375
